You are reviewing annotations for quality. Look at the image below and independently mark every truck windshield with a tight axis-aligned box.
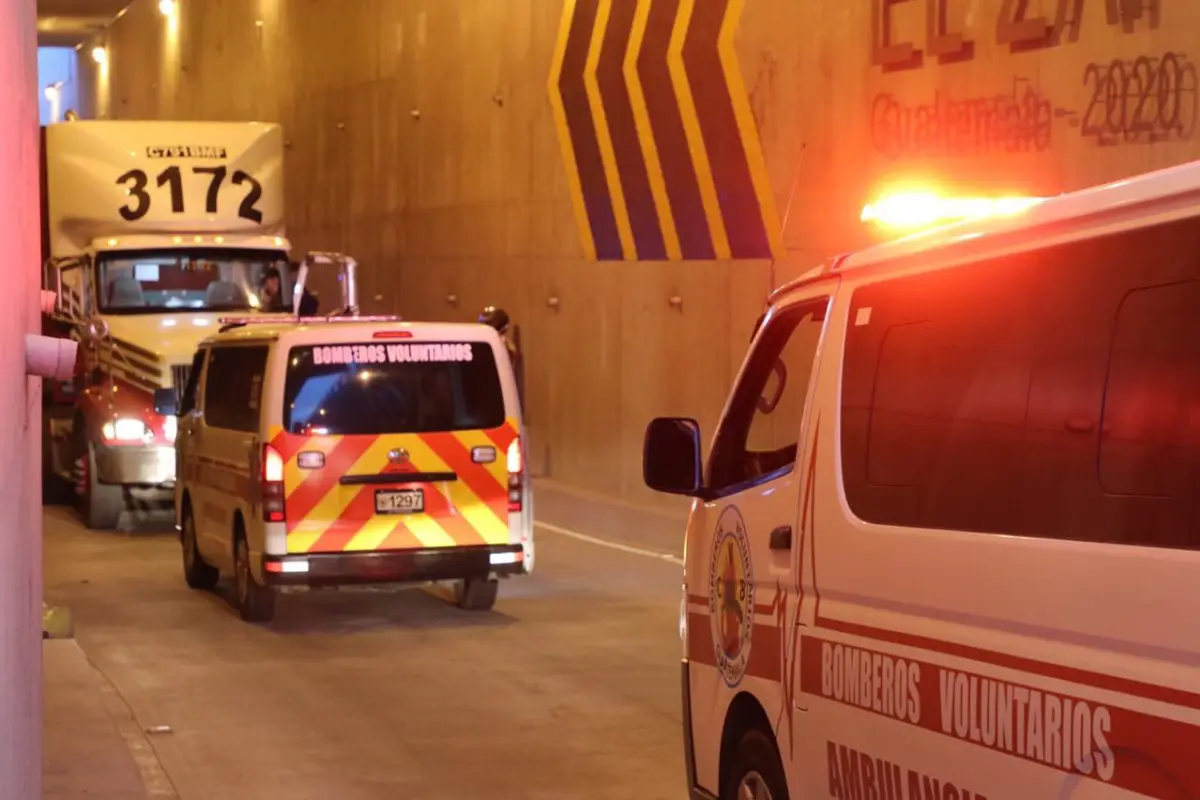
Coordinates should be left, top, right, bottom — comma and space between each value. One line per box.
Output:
96, 248, 291, 314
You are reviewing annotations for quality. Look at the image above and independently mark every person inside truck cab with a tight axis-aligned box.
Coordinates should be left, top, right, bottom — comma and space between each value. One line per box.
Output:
258, 266, 285, 311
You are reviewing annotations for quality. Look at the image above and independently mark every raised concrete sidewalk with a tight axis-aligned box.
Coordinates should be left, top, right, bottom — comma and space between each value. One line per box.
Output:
43, 638, 175, 799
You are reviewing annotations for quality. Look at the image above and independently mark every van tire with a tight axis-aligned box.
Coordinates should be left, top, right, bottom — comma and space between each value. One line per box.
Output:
722, 728, 788, 800
78, 445, 123, 531
234, 535, 276, 623
454, 578, 498, 611
181, 509, 219, 590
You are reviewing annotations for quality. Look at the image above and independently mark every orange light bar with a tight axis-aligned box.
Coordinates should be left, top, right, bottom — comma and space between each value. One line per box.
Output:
861, 192, 1046, 234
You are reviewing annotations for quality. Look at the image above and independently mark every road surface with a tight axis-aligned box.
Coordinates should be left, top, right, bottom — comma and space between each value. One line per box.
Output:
43, 502, 685, 800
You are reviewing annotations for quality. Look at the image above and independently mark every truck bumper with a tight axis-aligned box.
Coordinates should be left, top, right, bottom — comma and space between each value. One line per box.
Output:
94, 444, 175, 487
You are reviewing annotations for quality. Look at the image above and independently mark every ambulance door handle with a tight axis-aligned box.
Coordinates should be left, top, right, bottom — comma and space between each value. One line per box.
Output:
769, 525, 793, 550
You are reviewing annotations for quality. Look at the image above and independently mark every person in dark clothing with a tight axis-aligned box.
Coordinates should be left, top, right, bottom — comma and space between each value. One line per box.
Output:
258, 266, 286, 311
295, 285, 319, 317
478, 305, 524, 410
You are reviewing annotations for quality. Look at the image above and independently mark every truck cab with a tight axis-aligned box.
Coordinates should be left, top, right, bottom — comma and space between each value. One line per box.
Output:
39, 119, 325, 529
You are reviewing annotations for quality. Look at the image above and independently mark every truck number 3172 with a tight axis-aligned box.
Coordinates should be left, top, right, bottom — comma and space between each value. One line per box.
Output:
116, 166, 264, 223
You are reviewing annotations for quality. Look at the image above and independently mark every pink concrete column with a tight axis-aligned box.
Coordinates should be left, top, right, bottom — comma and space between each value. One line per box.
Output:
0, 0, 43, 796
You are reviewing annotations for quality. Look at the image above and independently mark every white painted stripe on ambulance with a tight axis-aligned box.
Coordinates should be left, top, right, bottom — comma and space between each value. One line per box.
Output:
534, 520, 683, 565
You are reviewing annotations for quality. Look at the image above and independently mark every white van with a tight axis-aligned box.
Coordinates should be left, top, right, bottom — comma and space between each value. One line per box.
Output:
645, 161, 1200, 799
156, 317, 532, 623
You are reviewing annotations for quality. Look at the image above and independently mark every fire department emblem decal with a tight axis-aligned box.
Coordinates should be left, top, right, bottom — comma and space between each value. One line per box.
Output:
709, 505, 754, 687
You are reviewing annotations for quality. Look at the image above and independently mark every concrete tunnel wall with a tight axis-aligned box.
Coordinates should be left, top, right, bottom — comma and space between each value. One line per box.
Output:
73, 0, 1200, 508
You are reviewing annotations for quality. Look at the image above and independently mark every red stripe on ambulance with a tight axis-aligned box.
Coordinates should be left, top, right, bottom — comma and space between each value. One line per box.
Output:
422, 431, 508, 520
800, 632, 1200, 798
283, 436, 376, 532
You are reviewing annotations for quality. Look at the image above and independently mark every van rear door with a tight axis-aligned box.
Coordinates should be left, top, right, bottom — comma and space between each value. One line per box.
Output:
268, 339, 518, 555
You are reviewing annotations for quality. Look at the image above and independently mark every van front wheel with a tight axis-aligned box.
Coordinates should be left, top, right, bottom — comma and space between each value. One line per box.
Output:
454, 578, 498, 611
722, 729, 788, 800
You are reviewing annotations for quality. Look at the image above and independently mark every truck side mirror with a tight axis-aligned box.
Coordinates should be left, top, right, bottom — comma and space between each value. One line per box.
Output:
292, 262, 311, 316
643, 417, 703, 496
153, 388, 178, 417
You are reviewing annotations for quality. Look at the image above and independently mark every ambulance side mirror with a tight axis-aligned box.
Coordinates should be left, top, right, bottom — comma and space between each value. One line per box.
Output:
643, 417, 703, 496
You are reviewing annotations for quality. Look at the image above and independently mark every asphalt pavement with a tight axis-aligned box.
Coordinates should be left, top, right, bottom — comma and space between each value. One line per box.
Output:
42, 482, 688, 799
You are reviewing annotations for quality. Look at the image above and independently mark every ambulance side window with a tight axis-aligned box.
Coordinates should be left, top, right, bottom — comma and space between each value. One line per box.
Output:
707, 298, 829, 495
204, 345, 269, 433
840, 214, 1200, 549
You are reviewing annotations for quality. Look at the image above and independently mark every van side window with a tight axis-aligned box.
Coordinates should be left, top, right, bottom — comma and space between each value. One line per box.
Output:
204, 345, 269, 433
1100, 280, 1200, 515
179, 349, 206, 416
707, 298, 829, 494
840, 215, 1200, 549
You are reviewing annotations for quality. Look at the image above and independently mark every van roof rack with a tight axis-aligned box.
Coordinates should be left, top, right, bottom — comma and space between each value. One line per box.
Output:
216, 314, 405, 332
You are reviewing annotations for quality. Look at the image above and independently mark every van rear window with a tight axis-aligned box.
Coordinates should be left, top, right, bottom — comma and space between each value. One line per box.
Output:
283, 341, 506, 435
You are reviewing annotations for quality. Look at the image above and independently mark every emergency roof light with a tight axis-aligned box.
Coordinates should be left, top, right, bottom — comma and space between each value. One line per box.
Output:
861, 191, 1047, 235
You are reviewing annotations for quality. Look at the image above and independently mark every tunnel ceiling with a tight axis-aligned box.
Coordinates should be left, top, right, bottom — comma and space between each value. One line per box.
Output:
37, 0, 128, 47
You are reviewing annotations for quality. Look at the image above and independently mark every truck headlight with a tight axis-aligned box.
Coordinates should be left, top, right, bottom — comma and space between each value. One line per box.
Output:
102, 417, 151, 443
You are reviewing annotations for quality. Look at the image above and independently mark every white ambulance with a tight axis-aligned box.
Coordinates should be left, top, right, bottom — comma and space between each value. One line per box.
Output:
154, 312, 532, 623
40, 119, 346, 529
645, 161, 1200, 799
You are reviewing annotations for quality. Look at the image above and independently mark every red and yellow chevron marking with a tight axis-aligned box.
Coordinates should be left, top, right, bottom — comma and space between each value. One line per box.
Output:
267, 420, 520, 555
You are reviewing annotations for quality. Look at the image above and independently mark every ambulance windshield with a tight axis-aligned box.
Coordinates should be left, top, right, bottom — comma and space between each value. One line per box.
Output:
283, 341, 506, 435
97, 248, 291, 314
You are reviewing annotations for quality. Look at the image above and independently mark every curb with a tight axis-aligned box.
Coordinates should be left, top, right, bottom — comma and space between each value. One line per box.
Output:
43, 603, 75, 639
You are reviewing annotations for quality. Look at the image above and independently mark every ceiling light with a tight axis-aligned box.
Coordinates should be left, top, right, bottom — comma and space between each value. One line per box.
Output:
91, 47, 107, 65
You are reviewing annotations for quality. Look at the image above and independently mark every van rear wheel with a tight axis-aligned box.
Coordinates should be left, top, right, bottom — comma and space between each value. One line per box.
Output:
234, 536, 276, 623
454, 578, 498, 611
722, 729, 788, 800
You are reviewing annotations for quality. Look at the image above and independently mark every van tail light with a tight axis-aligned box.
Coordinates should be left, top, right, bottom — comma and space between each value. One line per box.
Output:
506, 437, 523, 513
262, 444, 286, 522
